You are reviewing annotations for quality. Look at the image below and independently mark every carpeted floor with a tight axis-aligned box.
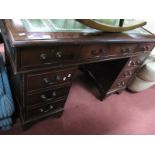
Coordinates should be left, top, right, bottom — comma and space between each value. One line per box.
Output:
0, 72, 155, 135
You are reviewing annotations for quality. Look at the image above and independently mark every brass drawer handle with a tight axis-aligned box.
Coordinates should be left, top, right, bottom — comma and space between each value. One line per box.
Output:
128, 60, 141, 67
40, 53, 47, 60
43, 78, 55, 85
43, 75, 61, 85
91, 49, 103, 56
128, 60, 135, 66
40, 92, 57, 102
123, 71, 132, 77
55, 51, 62, 58
39, 105, 54, 113
120, 47, 132, 54
117, 81, 125, 87
140, 46, 149, 51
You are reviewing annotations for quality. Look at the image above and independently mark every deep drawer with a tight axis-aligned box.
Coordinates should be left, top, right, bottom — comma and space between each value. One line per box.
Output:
26, 85, 70, 106
26, 67, 76, 92
25, 99, 65, 120
20, 45, 80, 69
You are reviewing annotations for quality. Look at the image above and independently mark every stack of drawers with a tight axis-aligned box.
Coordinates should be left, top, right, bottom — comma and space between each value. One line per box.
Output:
24, 67, 76, 121
107, 54, 149, 94
4, 44, 80, 127
9, 64, 77, 127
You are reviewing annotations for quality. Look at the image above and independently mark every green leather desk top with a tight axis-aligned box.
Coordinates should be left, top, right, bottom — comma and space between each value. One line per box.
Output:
1, 19, 155, 47
21, 19, 150, 34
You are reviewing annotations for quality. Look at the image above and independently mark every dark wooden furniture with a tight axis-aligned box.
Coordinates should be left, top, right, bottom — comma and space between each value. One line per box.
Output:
0, 19, 155, 129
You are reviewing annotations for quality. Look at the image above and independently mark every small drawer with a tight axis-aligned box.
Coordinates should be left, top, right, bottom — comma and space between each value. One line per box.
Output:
26, 68, 76, 92
117, 69, 134, 80
80, 43, 137, 60
108, 43, 137, 56
80, 44, 108, 59
20, 45, 80, 69
126, 55, 147, 69
81, 43, 137, 58
26, 85, 70, 106
109, 79, 128, 92
25, 100, 65, 120
136, 43, 155, 53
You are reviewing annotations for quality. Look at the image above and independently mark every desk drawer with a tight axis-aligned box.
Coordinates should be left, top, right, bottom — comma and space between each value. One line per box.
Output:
26, 85, 70, 107
20, 45, 80, 68
80, 44, 108, 59
117, 69, 134, 80
109, 43, 137, 56
26, 67, 75, 92
136, 43, 154, 53
80, 43, 137, 60
25, 100, 65, 120
126, 55, 147, 69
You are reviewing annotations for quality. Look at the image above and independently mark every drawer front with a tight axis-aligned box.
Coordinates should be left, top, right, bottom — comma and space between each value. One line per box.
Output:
136, 43, 155, 53
109, 43, 137, 56
80, 43, 137, 60
126, 54, 147, 69
26, 85, 70, 106
26, 68, 76, 92
116, 69, 134, 80
25, 100, 65, 120
20, 45, 80, 68
80, 44, 108, 59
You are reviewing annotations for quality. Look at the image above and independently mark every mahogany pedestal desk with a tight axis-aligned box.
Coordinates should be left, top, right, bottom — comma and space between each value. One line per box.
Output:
1, 19, 155, 129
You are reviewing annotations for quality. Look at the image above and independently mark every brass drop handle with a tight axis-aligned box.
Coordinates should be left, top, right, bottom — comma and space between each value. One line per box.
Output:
91, 49, 103, 56
40, 92, 57, 102
40, 53, 47, 60
128, 60, 135, 66
131, 61, 137, 66
117, 81, 125, 87
43, 78, 55, 85
120, 47, 132, 54
141, 46, 149, 51
39, 105, 54, 113
123, 71, 132, 77
128, 59, 141, 66
55, 51, 62, 58
43, 75, 61, 85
